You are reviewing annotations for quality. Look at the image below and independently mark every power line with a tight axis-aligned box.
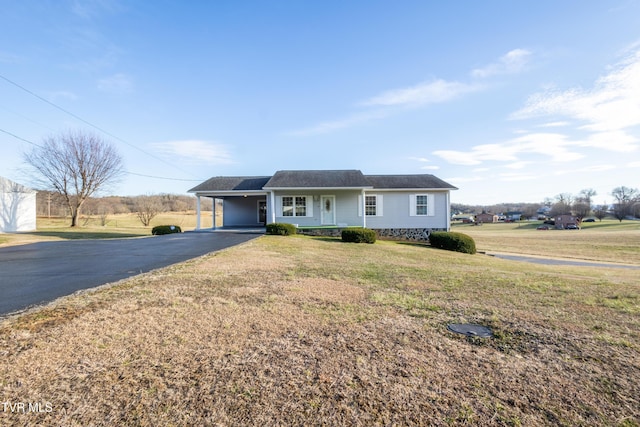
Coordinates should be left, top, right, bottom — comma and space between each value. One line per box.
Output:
0, 73, 204, 180
124, 171, 201, 181
0, 127, 200, 183
0, 128, 42, 147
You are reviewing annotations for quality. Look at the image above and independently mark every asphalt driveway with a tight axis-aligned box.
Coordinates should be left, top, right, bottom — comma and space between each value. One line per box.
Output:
0, 231, 262, 316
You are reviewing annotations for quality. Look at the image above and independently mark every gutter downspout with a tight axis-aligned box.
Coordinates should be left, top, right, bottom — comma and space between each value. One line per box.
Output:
445, 191, 451, 231
361, 188, 366, 228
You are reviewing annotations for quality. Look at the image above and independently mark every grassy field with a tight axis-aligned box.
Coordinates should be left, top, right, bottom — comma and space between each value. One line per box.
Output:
0, 224, 638, 425
0, 212, 219, 247
455, 219, 640, 265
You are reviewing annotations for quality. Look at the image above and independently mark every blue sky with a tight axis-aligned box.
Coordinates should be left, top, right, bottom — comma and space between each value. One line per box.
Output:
1, 1, 639, 206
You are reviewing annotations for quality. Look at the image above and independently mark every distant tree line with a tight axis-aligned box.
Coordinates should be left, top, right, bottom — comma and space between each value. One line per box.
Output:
452, 186, 640, 223
36, 192, 214, 221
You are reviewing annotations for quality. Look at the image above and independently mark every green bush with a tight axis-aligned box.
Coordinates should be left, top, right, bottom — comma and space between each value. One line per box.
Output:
341, 228, 377, 244
429, 231, 476, 254
266, 223, 297, 236
152, 225, 182, 235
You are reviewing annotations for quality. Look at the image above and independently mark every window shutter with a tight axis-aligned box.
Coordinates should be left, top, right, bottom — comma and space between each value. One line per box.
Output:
377, 195, 383, 216
306, 196, 313, 217
275, 196, 283, 217
357, 195, 363, 217
409, 194, 416, 216
427, 194, 435, 216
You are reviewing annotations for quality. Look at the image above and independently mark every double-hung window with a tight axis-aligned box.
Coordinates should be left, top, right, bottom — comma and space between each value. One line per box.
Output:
280, 196, 310, 217
415, 195, 429, 215
358, 194, 383, 217
410, 194, 435, 216
365, 195, 377, 216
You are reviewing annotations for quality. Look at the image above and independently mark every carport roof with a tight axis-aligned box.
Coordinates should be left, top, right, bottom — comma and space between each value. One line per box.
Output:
189, 176, 271, 192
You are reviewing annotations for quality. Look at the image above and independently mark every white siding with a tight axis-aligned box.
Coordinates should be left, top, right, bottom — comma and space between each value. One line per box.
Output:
0, 189, 36, 232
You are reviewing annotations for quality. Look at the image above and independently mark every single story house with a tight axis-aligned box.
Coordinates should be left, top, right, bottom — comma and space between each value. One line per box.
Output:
475, 213, 499, 223
0, 176, 37, 233
189, 170, 457, 240
555, 214, 578, 229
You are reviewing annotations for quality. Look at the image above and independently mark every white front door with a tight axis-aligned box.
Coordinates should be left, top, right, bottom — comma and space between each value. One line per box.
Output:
321, 195, 336, 225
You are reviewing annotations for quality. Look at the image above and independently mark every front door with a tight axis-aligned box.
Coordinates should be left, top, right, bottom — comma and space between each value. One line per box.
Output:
258, 200, 267, 225
321, 196, 335, 225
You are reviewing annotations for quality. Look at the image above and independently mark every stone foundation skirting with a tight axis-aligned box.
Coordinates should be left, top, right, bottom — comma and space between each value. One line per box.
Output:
373, 228, 446, 242
296, 227, 447, 241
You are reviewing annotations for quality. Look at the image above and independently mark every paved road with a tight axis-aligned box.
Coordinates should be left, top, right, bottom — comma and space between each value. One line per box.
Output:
0, 231, 262, 316
488, 253, 640, 269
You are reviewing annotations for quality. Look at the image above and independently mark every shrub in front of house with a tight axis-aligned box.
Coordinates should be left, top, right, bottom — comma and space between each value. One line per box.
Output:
152, 225, 182, 235
266, 223, 297, 236
341, 228, 377, 244
429, 231, 476, 254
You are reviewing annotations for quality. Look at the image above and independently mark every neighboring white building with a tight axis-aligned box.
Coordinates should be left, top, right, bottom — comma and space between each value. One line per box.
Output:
0, 177, 37, 232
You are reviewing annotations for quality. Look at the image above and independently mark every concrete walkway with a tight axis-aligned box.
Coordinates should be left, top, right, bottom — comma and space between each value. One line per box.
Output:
486, 252, 640, 269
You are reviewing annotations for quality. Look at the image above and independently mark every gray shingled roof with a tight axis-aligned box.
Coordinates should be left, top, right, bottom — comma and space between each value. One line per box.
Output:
190, 170, 457, 192
364, 174, 457, 190
264, 170, 372, 188
188, 176, 271, 192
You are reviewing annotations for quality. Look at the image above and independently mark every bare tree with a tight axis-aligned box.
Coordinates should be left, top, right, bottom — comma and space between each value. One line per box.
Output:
611, 186, 639, 222
135, 195, 164, 227
592, 204, 608, 221
24, 130, 123, 227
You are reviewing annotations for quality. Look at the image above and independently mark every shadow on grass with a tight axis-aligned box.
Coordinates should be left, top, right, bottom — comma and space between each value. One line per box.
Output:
23, 231, 146, 240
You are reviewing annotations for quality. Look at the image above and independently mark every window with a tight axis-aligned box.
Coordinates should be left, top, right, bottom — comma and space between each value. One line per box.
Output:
295, 196, 307, 217
282, 196, 294, 216
279, 196, 310, 217
358, 194, 383, 217
416, 195, 428, 216
410, 194, 434, 216
365, 195, 377, 216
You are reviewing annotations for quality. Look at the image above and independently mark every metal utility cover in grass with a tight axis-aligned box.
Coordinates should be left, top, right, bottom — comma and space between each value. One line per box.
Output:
447, 323, 493, 338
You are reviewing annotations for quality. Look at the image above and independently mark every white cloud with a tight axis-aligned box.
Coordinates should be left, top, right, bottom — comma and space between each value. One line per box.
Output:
512, 46, 640, 152
433, 132, 584, 166
285, 110, 389, 136
150, 140, 233, 164
46, 90, 79, 102
420, 165, 440, 170
360, 79, 482, 107
97, 73, 133, 94
539, 121, 570, 128
471, 49, 532, 78
72, 0, 123, 19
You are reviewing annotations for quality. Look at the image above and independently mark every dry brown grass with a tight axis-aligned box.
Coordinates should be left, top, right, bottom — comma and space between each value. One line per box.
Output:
1, 236, 639, 426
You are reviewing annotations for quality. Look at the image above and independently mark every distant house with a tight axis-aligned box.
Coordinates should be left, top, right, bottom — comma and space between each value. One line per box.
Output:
452, 213, 475, 223
555, 214, 578, 229
475, 213, 498, 223
0, 177, 36, 233
189, 170, 457, 240
504, 211, 523, 222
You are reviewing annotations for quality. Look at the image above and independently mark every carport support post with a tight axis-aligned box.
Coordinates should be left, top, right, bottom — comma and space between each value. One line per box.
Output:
196, 195, 201, 230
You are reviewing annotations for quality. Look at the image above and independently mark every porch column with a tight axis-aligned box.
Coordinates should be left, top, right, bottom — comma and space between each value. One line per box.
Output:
361, 189, 367, 228
212, 197, 217, 229
269, 191, 276, 224
196, 195, 201, 230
